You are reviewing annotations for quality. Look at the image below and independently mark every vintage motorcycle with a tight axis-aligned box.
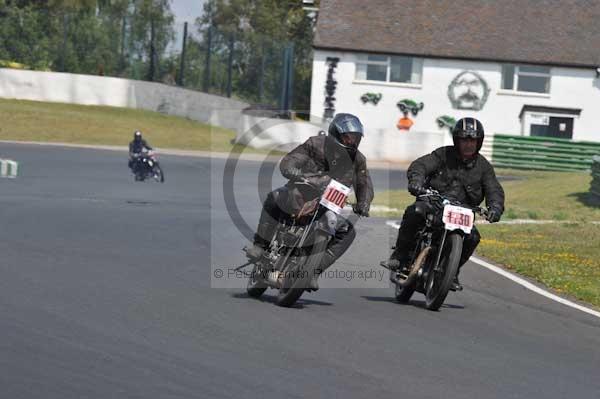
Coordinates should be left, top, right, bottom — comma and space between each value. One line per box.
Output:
243, 176, 353, 307
384, 189, 488, 311
132, 148, 165, 183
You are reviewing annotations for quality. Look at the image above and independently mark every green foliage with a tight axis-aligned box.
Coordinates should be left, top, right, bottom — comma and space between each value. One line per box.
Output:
0, 0, 316, 110
0, 0, 174, 79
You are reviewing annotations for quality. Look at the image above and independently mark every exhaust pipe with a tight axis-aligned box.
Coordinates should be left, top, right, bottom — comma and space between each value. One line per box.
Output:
391, 246, 431, 288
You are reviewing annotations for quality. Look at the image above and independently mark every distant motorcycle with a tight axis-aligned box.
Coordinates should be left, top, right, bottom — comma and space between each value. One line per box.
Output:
244, 176, 354, 307
132, 149, 164, 183
384, 189, 488, 311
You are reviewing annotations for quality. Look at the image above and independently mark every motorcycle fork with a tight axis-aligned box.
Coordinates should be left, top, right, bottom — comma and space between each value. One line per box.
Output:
432, 229, 448, 272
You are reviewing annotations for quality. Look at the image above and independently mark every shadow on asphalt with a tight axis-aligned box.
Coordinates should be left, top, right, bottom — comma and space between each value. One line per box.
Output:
231, 292, 333, 308
361, 296, 464, 310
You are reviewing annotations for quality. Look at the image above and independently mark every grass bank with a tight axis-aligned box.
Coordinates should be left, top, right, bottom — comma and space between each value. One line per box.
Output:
374, 169, 600, 308
0, 98, 239, 152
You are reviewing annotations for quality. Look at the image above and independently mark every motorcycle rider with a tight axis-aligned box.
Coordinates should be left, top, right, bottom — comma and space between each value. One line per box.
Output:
246, 113, 374, 290
382, 117, 505, 291
128, 130, 153, 173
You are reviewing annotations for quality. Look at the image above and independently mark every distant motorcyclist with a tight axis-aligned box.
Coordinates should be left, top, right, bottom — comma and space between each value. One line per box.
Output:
128, 130, 152, 172
246, 113, 374, 290
382, 117, 505, 291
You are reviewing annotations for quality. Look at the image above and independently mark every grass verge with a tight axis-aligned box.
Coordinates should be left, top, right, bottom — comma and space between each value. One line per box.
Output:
0, 98, 258, 153
373, 169, 600, 308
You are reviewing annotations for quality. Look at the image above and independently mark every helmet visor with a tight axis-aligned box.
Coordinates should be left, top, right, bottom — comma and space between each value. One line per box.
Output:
340, 132, 362, 149
335, 118, 364, 136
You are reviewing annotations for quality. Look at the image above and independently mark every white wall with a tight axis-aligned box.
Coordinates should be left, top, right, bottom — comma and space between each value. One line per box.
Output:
310, 50, 600, 143
0, 68, 248, 131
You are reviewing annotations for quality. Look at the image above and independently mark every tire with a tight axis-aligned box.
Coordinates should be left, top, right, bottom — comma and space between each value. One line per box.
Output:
276, 232, 328, 308
247, 264, 268, 298
394, 274, 416, 303
153, 164, 165, 183
425, 232, 462, 311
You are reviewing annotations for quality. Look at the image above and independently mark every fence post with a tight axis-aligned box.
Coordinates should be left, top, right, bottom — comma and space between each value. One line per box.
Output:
258, 44, 266, 102
147, 17, 157, 81
203, 25, 212, 92
177, 21, 188, 86
278, 46, 289, 112
226, 34, 234, 98
285, 43, 295, 112
60, 12, 68, 72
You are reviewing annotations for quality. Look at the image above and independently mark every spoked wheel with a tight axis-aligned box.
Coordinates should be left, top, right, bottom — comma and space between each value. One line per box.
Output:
153, 165, 165, 183
425, 232, 462, 311
246, 264, 268, 298
276, 232, 328, 308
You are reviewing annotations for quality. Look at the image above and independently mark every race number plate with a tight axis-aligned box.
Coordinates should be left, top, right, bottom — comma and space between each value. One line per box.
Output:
442, 205, 474, 234
320, 179, 352, 214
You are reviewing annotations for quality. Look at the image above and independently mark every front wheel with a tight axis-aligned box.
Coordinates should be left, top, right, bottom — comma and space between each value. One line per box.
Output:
425, 232, 462, 311
276, 232, 328, 308
153, 164, 165, 183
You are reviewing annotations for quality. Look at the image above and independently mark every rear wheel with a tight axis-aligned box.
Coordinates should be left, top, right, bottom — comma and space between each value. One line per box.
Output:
425, 232, 462, 311
276, 232, 328, 308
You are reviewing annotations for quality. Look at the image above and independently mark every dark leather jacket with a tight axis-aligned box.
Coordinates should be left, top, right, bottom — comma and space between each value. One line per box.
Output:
408, 146, 505, 213
129, 139, 152, 155
279, 135, 374, 209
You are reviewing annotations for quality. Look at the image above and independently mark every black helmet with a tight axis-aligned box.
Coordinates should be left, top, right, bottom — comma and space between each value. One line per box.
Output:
452, 117, 484, 152
134, 130, 142, 141
328, 113, 364, 151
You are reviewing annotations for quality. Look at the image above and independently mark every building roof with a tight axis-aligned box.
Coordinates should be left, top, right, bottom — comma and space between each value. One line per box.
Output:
314, 0, 600, 68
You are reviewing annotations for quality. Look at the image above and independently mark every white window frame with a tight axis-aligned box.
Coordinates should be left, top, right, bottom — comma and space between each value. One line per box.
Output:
355, 54, 423, 85
502, 64, 551, 94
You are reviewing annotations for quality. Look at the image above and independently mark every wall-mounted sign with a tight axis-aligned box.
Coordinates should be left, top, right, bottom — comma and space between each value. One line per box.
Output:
323, 57, 340, 121
360, 92, 382, 105
395, 99, 423, 131
397, 116, 414, 131
397, 99, 424, 116
447, 71, 490, 110
436, 115, 456, 133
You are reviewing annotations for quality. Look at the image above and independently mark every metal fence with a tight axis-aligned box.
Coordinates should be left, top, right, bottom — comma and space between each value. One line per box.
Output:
488, 134, 600, 172
0, 8, 300, 111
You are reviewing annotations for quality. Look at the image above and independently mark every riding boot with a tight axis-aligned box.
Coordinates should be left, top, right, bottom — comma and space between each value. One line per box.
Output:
246, 222, 276, 260
308, 249, 337, 291
450, 266, 464, 291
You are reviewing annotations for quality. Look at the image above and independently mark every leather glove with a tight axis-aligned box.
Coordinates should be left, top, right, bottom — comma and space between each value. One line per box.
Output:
487, 207, 502, 223
408, 181, 427, 196
287, 166, 304, 179
305, 174, 331, 188
353, 202, 370, 217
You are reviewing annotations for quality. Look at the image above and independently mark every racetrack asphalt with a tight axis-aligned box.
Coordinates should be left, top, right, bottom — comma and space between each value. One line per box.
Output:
0, 142, 598, 399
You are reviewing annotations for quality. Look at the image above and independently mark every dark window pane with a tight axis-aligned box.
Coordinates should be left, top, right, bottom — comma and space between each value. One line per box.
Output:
390, 56, 412, 82
501, 65, 515, 89
368, 54, 387, 62
519, 65, 550, 74
367, 64, 387, 81
518, 75, 549, 93
530, 124, 549, 137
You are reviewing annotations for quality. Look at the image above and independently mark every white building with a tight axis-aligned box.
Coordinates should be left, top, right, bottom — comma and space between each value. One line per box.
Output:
310, 0, 600, 143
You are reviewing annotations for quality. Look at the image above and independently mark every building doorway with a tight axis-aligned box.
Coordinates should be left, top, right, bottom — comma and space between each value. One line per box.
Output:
531, 116, 573, 139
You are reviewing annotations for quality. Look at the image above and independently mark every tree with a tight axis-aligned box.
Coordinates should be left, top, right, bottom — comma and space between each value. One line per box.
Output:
193, 0, 315, 112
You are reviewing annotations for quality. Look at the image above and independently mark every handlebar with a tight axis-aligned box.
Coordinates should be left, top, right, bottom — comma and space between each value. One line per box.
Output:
417, 189, 489, 218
